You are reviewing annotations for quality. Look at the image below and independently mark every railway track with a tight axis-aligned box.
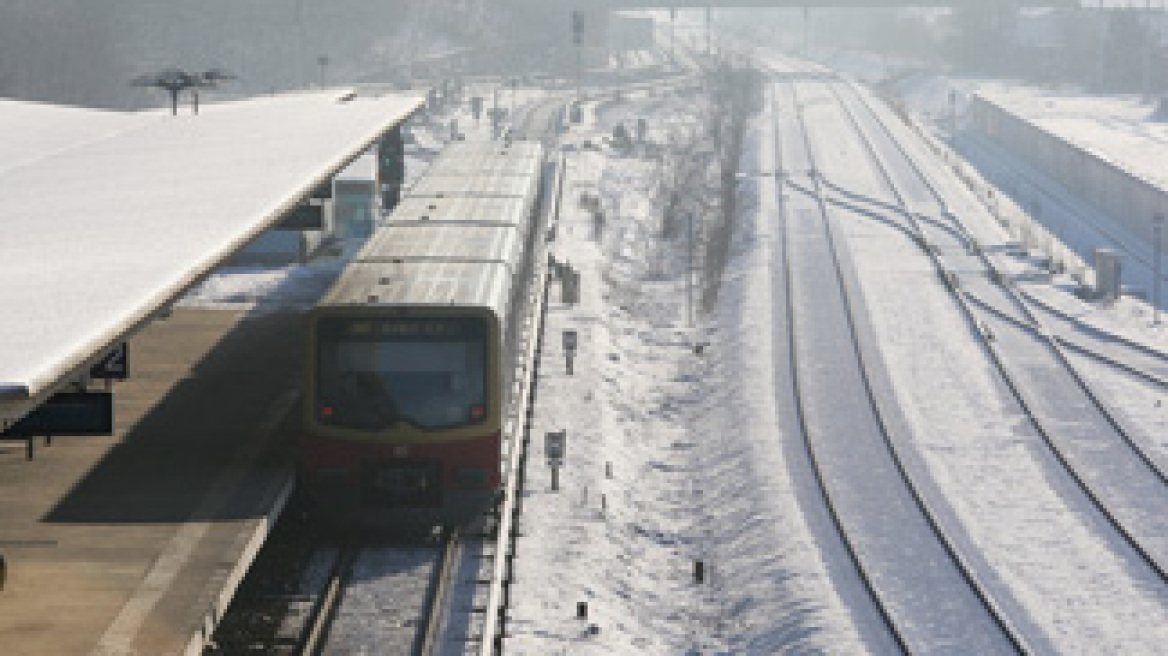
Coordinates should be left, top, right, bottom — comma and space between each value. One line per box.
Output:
811, 170, 1168, 389
822, 71, 1168, 588
208, 62, 695, 655
294, 531, 459, 656
819, 80, 1168, 383
774, 72, 1024, 653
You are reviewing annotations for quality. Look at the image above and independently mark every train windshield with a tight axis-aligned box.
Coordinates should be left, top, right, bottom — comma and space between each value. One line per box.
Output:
316, 317, 488, 430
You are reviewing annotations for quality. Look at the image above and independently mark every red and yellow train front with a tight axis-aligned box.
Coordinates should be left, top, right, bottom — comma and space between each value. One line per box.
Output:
300, 308, 502, 527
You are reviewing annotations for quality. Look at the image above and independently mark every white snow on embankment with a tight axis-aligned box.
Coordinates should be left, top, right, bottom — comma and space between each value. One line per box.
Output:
505, 88, 869, 653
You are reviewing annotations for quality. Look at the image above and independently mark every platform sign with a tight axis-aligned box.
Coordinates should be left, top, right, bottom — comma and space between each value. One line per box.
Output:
90, 343, 128, 380
1, 392, 114, 438
277, 204, 324, 230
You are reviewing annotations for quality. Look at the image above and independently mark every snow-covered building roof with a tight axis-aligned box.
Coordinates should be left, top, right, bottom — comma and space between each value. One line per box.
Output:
0, 89, 423, 425
973, 84, 1168, 191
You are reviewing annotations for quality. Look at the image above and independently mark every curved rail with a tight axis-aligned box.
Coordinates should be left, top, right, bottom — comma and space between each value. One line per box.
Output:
774, 85, 906, 653
784, 73, 1025, 653
825, 71, 1168, 587
806, 171, 1168, 388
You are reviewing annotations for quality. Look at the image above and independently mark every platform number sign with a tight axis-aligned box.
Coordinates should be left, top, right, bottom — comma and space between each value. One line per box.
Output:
90, 343, 128, 380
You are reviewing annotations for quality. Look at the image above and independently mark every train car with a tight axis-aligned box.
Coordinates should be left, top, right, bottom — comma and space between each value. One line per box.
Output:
299, 141, 545, 527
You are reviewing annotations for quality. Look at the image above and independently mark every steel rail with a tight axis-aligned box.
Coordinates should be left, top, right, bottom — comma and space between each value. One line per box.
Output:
827, 72, 1168, 588
837, 75, 1168, 487
297, 546, 356, 656
417, 530, 460, 656
787, 72, 1026, 654
802, 171, 1168, 391
772, 82, 907, 654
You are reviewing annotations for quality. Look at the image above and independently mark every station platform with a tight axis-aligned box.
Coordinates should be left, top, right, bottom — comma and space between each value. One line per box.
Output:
0, 307, 304, 655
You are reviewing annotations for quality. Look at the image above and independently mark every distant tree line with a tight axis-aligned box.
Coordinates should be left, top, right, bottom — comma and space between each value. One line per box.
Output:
806, 6, 1168, 94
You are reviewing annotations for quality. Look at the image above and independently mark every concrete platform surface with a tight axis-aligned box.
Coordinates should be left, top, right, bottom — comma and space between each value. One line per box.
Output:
0, 308, 304, 655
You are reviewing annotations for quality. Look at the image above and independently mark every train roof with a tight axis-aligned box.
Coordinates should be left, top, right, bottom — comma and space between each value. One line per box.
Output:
359, 223, 521, 269
429, 141, 543, 167
425, 142, 544, 179
390, 194, 534, 246
319, 260, 510, 317
404, 171, 540, 199
391, 195, 530, 222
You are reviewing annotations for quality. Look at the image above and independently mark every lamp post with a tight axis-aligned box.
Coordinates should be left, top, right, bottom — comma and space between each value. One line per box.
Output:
687, 209, 695, 326
1155, 213, 1164, 325
803, 6, 810, 57
296, 0, 307, 87
572, 10, 583, 113
705, 6, 712, 56
669, 7, 677, 69
317, 55, 329, 88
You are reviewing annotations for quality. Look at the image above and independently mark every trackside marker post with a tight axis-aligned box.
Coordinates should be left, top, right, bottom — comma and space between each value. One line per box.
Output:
563, 330, 578, 374
546, 430, 566, 491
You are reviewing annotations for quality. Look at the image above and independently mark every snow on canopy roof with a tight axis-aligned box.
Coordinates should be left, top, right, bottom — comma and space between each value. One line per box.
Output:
0, 89, 423, 423
0, 99, 141, 176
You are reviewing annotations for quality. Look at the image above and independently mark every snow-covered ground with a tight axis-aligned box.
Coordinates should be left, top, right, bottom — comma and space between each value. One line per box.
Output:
184, 43, 1168, 651
503, 79, 879, 653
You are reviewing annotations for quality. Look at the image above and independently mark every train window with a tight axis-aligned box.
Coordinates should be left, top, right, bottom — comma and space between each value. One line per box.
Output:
316, 317, 488, 430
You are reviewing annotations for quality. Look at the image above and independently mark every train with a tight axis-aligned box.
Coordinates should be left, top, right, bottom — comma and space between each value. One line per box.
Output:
298, 140, 547, 528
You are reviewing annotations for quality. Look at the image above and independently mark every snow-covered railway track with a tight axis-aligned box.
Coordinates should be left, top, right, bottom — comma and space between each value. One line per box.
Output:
295, 532, 457, 656
811, 169, 1168, 388
774, 74, 1023, 654
829, 74, 1168, 588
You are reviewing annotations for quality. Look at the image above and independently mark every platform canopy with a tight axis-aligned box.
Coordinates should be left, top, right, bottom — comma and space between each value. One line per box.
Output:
0, 90, 423, 425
